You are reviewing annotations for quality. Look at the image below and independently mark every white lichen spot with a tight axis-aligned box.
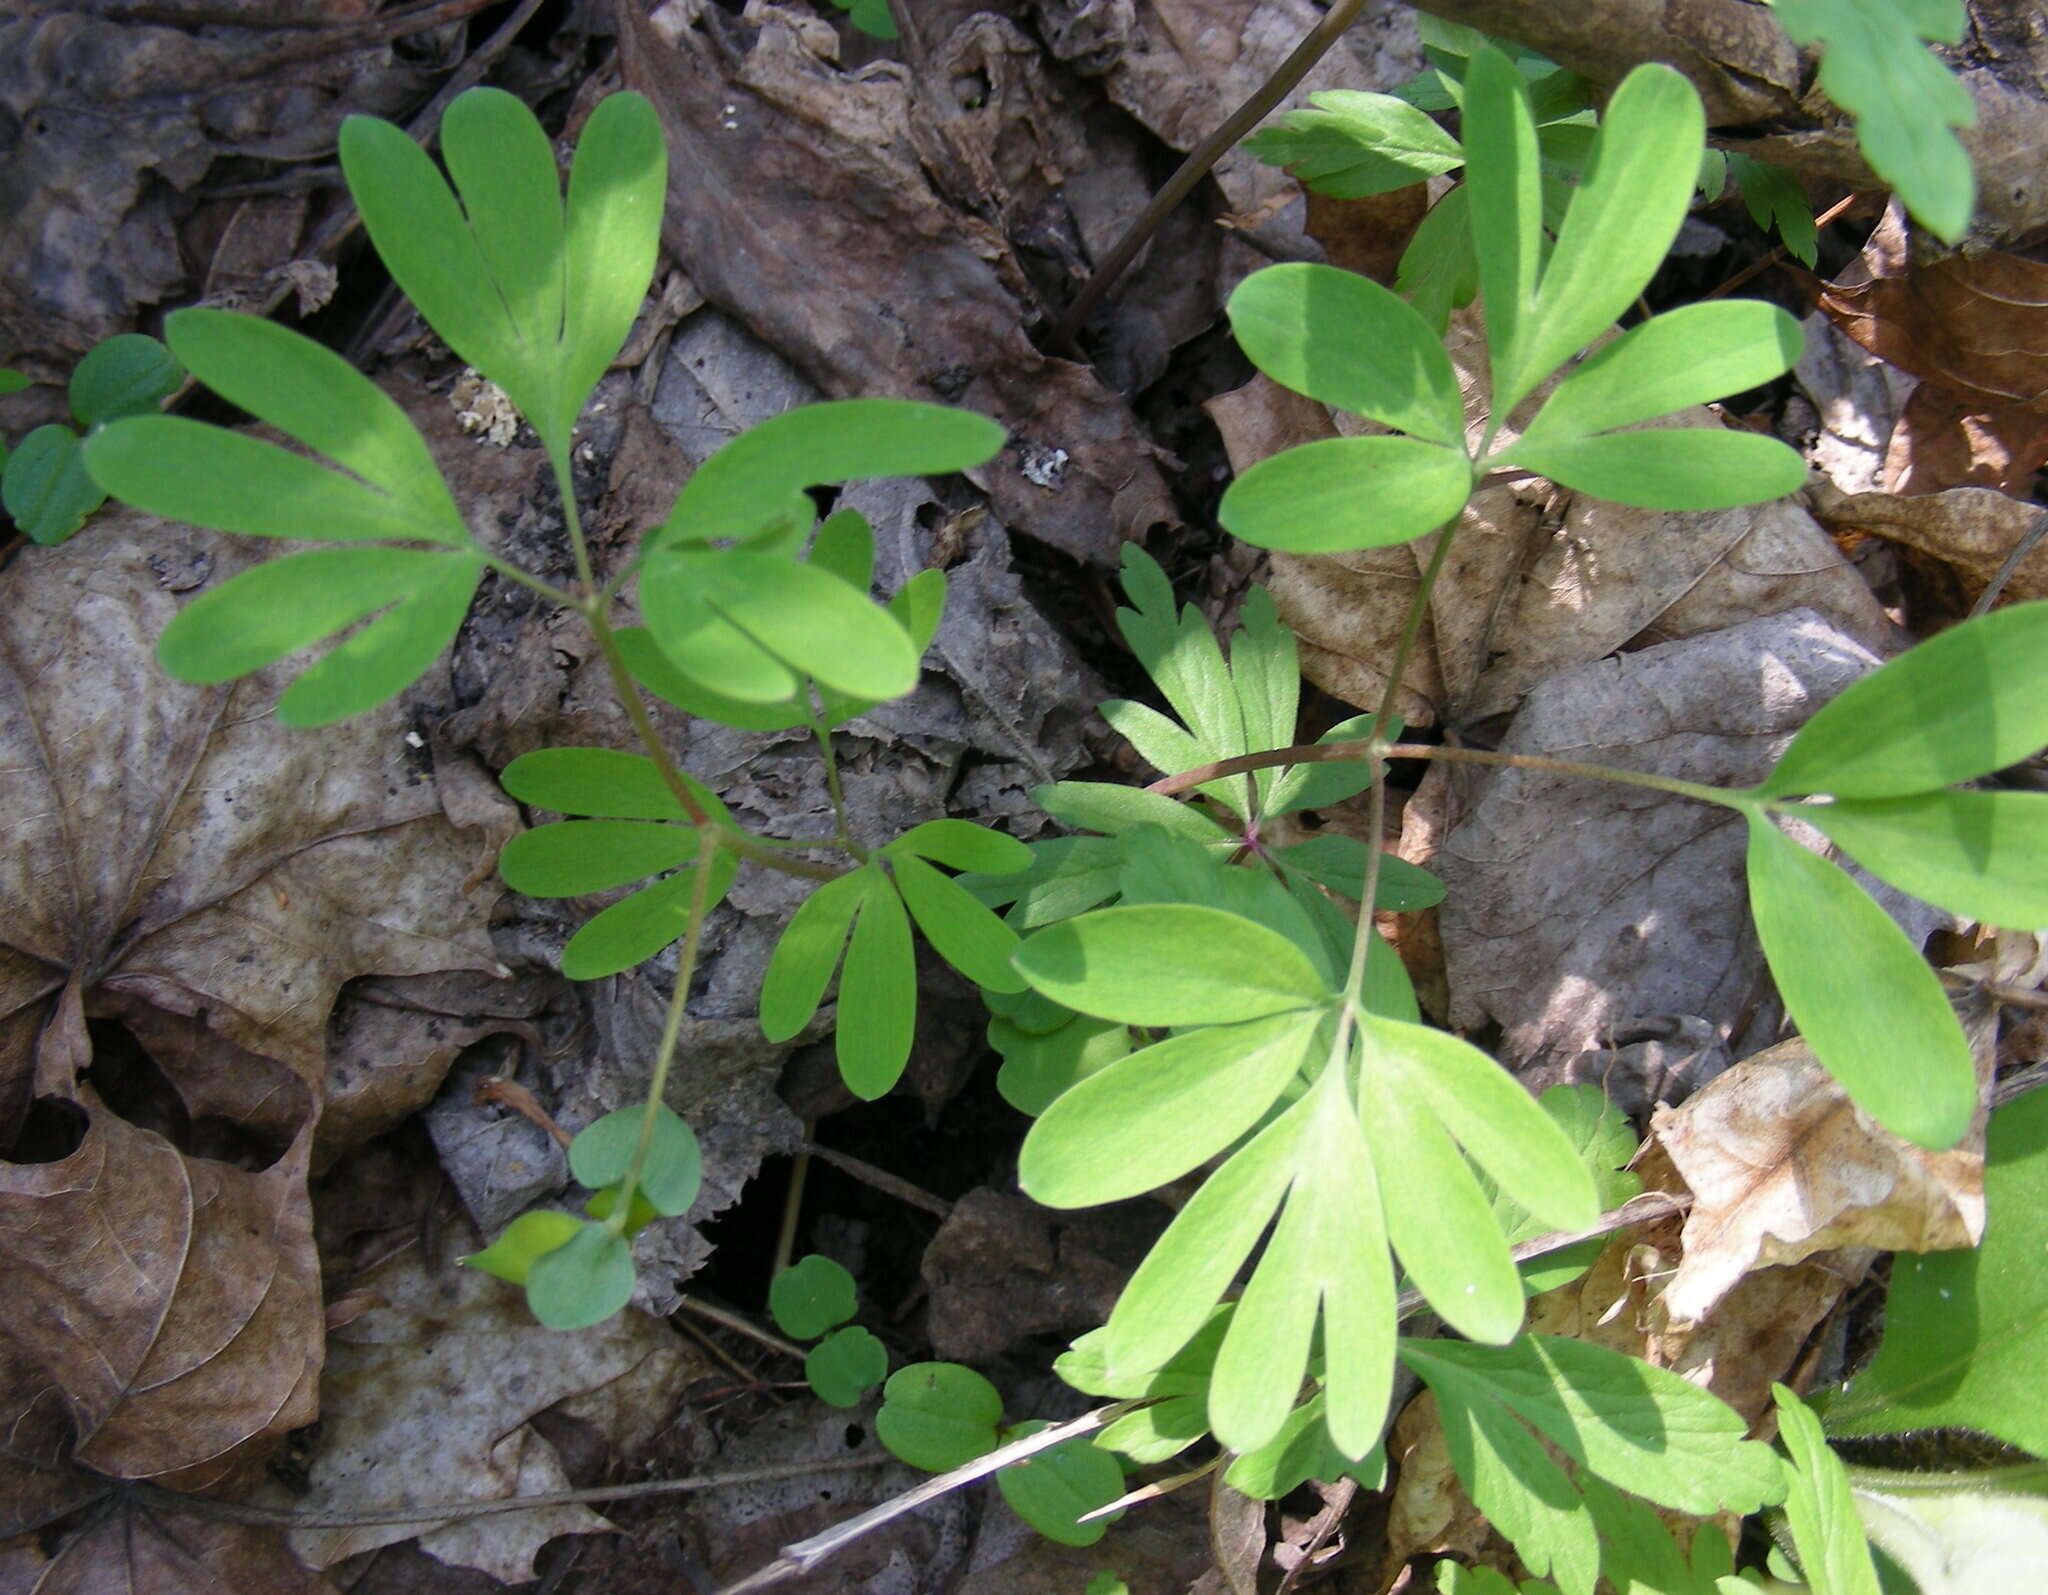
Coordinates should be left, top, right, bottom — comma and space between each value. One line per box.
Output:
1020, 443, 1069, 490
404, 730, 425, 749
451, 369, 519, 447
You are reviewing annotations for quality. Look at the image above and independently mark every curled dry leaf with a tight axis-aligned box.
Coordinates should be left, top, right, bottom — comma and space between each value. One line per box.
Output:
1209, 312, 1895, 728
1651, 1036, 1989, 1328
1818, 201, 2048, 495
0, 512, 503, 1490
268, 1249, 710, 1583
1808, 478, 2048, 604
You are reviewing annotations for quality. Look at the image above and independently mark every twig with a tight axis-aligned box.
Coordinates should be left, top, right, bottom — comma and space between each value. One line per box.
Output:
800, 1141, 954, 1219
1702, 191, 1860, 302
1052, 0, 1369, 353
1968, 506, 2048, 617
676, 1296, 810, 1362
1275, 1476, 1359, 1595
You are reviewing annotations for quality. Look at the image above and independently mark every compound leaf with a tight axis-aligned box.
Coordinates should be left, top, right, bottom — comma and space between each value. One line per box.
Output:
1219, 435, 1472, 552
877, 1362, 1003, 1472
274, 551, 481, 726
1730, 153, 1820, 266
1746, 813, 1975, 1149
770, 1254, 859, 1340
1462, 46, 1543, 408
759, 870, 876, 1042
1228, 262, 1467, 447
527, 1223, 635, 1330
1758, 602, 2048, 799
560, 90, 669, 423
1244, 90, 1467, 198
1014, 904, 1332, 1027
614, 622, 808, 731
1033, 781, 1234, 843
498, 819, 698, 896
886, 818, 1032, 875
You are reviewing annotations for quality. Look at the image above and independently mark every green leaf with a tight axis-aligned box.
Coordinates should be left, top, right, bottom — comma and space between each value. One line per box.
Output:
961, 837, 1122, 929
582, 1182, 659, 1236
1398, 183, 1480, 332
1502, 63, 1706, 416
1265, 711, 1389, 816
1220, 435, 1472, 552
1462, 47, 1544, 409
152, 547, 479, 720
770, 1253, 859, 1339
1758, 603, 2048, 799
1517, 302, 1805, 445
0, 368, 28, 396
614, 623, 807, 730
991, 1014, 1130, 1118
1244, 90, 1466, 198
1773, 0, 1974, 244
1033, 781, 1234, 843
1745, 814, 1975, 1149
1401, 1336, 1785, 1595
499, 745, 707, 820
3, 424, 102, 544
806, 1326, 887, 1407
1228, 262, 1468, 447
1847, 1465, 2048, 1594
1774, 1384, 1882, 1595
760, 872, 868, 1042
1800, 790, 2048, 929
568, 1103, 702, 1216
1014, 904, 1331, 1027
1820, 1087, 2048, 1454
499, 820, 699, 896
559, 851, 739, 979
876, 1362, 1003, 1471
1488, 1086, 1642, 1294
559, 91, 669, 430
69, 333, 181, 427
1729, 153, 1820, 267
159, 310, 464, 535
640, 547, 919, 704
1503, 427, 1808, 511
1361, 1016, 1601, 1234
1269, 835, 1448, 911
657, 400, 1005, 546
1019, 1011, 1323, 1206
86, 415, 464, 545
892, 854, 1024, 992
838, 866, 917, 1099
527, 1222, 636, 1330
1225, 1393, 1386, 1500
885, 819, 1032, 874
463, 1209, 582, 1285
995, 1427, 1124, 1546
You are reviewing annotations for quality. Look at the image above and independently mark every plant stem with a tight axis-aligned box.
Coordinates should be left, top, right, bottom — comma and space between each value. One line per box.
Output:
771, 1120, 814, 1280
608, 846, 719, 1230
550, 439, 601, 599
475, 551, 581, 609
807, 695, 862, 856
1150, 737, 1750, 812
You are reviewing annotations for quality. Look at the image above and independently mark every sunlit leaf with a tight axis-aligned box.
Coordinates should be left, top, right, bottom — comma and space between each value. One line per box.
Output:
991, 1014, 1130, 1118
1243, 90, 1466, 198
1462, 46, 1544, 408
893, 854, 1024, 992
1219, 435, 1472, 552
1505, 426, 1807, 510
463, 1209, 581, 1285
838, 867, 916, 1099
614, 623, 808, 731
1801, 790, 2048, 930
1015, 904, 1331, 1026
1774, 1384, 1882, 1595
995, 1426, 1124, 1546
1745, 814, 1975, 1148
1033, 781, 1235, 843
886, 818, 1032, 874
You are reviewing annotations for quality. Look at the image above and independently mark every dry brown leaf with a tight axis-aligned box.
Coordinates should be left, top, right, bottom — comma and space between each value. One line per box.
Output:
268, 1250, 709, 1583
617, 1, 1174, 564
1808, 478, 2048, 603
1407, 610, 1890, 1073
1650, 1036, 1988, 1327
1819, 202, 2048, 494
0, 511, 504, 1491
1378, 1390, 1501, 1593
31, 1499, 336, 1595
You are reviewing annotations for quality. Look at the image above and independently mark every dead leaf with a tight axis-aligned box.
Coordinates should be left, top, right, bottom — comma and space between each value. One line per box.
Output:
616, 1, 1174, 564
1408, 610, 1891, 1073
1796, 309, 1911, 495
1819, 201, 2048, 494
1808, 479, 2048, 603
265, 1249, 710, 1583
1650, 1036, 1988, 1327
31, 1497, 336, 1595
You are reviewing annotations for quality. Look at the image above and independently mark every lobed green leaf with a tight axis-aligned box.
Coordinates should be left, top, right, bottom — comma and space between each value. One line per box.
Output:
463, 1209, 581, 1286
806, 1326, 887, 1408
886, 818, 1032, 874
560, 92, 668, 425
759, 872, 872, 1042
893, 854, 1025, 992
4, 425, 102, 544
1462, 47, 1544, 408
1773, 1383, 1882, 1594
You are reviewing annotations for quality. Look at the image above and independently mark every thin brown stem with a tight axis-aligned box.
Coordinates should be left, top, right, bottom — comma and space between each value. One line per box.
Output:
1052, 0, 1368, 353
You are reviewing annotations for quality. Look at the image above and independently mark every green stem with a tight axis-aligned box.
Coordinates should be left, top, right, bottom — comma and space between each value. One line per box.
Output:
807, 694, 863, 857
608, 844, 719, 1231
549, 439, 600, 600
1841, 1459, 2048, 1495
476, 551, 581, 610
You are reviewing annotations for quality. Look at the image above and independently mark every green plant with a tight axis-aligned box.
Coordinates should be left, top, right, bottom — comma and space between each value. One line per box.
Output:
3, 335, 182, 544
828, 0, 897, 40
73, 41, 2048, 1593
768, 1254, 889, 1407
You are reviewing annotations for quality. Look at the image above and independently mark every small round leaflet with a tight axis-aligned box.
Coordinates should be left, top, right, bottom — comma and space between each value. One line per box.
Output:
568, 1103, 702, 1216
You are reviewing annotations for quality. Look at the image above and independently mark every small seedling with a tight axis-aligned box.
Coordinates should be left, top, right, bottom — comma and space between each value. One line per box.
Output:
4, 335, 182, 543
769, 1253, 888, 1408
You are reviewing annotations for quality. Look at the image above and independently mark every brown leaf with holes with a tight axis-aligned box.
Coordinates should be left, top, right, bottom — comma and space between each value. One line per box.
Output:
0, 508, 504, 1491
1650, 1037, 1988, 1327
1819, 201, 2048, 494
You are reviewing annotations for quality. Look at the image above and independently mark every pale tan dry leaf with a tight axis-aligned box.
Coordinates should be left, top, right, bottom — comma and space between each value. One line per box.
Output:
1378, 1390, 1502, 1593
1808, 479, 2048, 603
1651, 1037, 1988, 1327
271, 1250, 710, 1583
